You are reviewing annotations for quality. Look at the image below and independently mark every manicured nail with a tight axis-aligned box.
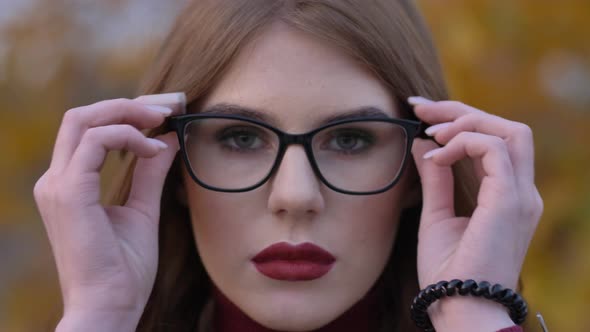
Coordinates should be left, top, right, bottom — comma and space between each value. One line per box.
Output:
135, 92, 187, 115
145, 105, 173, 115
148, 138, 169, 150
423, 147, 443, 159
425, 122, 452, 136
408, 96, 435, 106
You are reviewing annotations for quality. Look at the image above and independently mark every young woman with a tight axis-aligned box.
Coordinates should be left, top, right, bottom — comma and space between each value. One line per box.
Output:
33, 1, 543, 331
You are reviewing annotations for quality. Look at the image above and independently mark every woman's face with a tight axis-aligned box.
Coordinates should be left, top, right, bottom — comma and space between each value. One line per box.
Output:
183, 23, 416, 331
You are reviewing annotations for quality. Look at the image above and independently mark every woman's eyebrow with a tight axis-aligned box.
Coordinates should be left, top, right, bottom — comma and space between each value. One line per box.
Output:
318, 107, 391, 126
200, 103, 392, 127
201, 103, 279, 125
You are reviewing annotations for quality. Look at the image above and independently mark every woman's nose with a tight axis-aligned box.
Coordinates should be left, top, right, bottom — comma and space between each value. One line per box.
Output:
267, 145, 325, 219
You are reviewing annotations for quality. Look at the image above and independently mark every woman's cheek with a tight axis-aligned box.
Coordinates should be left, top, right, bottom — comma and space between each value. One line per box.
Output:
350, 211, 399, 277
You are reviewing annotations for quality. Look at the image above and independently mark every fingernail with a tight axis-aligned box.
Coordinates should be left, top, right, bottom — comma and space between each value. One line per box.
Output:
423, 147, 443, 159
425, 122, 452, 136
148, 138, 168, 150
136, 92, 187, 115
408, 96, 435, 106
145, 105, 173, 115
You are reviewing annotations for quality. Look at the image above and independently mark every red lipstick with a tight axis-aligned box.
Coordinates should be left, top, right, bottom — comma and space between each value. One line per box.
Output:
252, 242, 336, 281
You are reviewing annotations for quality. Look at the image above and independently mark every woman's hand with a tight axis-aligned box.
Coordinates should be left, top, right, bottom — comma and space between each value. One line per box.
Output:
409, 96, 543, 332
33, 94, 184, 331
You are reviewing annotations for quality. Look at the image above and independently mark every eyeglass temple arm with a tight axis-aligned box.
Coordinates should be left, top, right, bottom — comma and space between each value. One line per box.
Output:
415, 121, 432, 139
165, 116, 180, 132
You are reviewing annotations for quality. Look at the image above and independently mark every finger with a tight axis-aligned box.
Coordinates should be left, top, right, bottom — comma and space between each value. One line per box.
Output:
409, 97, 535, 189
134, 92, 187, 115
425, 113, 535, 186
51, 98, 173, 172
424, 132, 517, 206
69, 125, 168, 175
126, 132, 180, 221
409, 98, 485, 124
411, 138, 455, 221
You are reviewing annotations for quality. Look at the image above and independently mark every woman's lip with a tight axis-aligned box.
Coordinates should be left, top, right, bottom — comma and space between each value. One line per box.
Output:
252, 242, 336, 263
252, 242, 336, 281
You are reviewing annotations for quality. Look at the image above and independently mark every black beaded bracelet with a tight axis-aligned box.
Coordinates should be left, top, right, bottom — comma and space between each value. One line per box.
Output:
410, 279, 527, 332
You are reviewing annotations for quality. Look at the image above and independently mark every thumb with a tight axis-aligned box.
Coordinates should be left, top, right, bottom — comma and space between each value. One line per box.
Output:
126, 131, 180, 221
411, 138, 455, 221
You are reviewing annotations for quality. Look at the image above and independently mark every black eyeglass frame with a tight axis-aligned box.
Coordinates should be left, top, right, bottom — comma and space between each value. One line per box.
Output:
167, 114, 423, 195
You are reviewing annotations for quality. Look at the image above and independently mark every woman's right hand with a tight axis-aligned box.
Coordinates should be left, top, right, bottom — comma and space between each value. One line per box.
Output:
33, 93, 185, 331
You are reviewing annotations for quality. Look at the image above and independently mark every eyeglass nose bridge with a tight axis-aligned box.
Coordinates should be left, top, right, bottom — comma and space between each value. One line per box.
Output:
275, 132, 316, 164
273, 132, 322, 182
281, 132, 311, 146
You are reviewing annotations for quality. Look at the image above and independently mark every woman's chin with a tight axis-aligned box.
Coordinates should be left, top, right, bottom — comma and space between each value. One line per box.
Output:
234, 292, 346, 331
223, 270, 371, 331
247, 309, 337, 332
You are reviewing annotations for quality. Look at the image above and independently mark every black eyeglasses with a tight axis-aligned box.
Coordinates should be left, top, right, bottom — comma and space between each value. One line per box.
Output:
167, 114, 422, 195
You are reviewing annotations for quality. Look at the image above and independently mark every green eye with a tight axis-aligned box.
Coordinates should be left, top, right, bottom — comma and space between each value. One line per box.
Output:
324, 130, 374, 154
217, 126, 268, 152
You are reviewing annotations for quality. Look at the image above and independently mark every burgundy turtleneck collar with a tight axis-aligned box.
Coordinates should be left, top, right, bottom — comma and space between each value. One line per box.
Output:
212, 286, 382, 332
207, 285, 523, 332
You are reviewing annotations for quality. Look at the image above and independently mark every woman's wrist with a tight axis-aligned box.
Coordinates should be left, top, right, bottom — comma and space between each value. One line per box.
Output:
56, 308, 143, 332
428, 296, 516, 332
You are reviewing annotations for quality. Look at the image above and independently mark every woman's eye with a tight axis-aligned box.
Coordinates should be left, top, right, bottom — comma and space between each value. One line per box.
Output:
218, 128, 266, 150
231, 133, 258, 148
325, 131, 373, 153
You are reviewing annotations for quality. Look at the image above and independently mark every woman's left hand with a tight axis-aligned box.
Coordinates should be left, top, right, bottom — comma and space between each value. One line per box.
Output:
409, 97, 543, 330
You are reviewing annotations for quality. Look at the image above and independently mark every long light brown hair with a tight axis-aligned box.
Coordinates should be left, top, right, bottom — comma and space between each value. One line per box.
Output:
106, 0, 481, 331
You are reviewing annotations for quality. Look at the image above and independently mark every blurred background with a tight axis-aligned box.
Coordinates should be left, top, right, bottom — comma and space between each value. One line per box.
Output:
1, 0, 588, 331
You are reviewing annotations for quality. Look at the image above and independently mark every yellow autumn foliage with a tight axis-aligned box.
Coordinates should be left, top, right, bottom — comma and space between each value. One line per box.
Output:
1, 0, 589, 330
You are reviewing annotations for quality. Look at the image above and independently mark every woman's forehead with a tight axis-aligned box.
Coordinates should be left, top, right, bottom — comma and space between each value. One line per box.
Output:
200, 22, 399, 131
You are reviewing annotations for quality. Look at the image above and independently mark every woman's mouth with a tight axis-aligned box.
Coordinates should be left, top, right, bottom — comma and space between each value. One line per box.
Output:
252, 242, 336, 281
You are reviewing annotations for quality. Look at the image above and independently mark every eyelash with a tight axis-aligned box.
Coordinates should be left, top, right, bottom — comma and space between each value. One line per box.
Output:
321, 130, 375, 155
216, 127, 269, 152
